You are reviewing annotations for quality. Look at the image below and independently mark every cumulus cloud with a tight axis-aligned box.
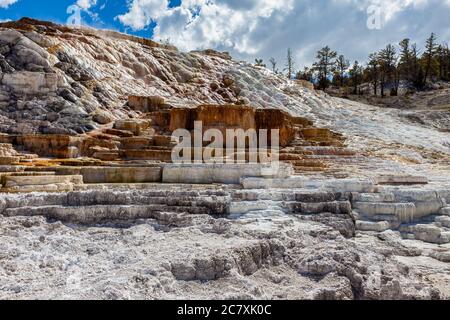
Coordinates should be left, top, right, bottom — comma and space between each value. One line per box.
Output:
0, 0, 18, 9
118, 0, 294, 54
117, 0, 170, 30
76, 0, 97, 10
69, 0, 102, 24
118, 0, 450, 66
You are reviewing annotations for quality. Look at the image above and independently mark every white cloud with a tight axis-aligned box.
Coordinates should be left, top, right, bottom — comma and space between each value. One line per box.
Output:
0, 0, 18, 9
118, 0, 450, 66
344, 0, 430, 21
76, 0, 97, 10
118, 0, 294, 54
117, 0, 169, 30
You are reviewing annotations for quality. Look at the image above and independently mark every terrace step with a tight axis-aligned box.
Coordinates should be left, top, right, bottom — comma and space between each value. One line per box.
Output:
119, 149, 173, 161
2, 205, 212, 224
92, 151, 120, 161
3, 174, 83, 188
0, 189, 229, 209
229, 200, 351, 215
352, 192, 396, 203
31, 166, 163, 184
354, 198, 446, 223
113, 119, 152, 136
400, 224, 450, 244
435, 216, 450, 228
232, 190, 343, 202
356, 220, 391, 232
103, 128, 134, 138
1, 174, 84, 193
288, 160, 327, 168
0, 156, 20, 165
163, 163, 293, 185
119, 137, 153, 149
0, 171, 56, 186
297, 147, 357, 156
353, 202, 416, 221
440, 207, 450, 216
293, 166, 327, 173
375, 175, 428, 185
241, 177, 376, 193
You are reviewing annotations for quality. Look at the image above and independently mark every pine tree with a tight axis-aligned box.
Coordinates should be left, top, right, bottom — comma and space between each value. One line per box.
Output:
436, 44, 450, 81
378, 44, 397, 97
285, 48, 295, 79
424, 32, 437, 82
296, 67, 313, 82
336, 55, 350, 87
349, 61, 363, 94
313, 46, 337, 89
398, 39, 412, 83
367, 53, 379, 95
411, 44, 425, 89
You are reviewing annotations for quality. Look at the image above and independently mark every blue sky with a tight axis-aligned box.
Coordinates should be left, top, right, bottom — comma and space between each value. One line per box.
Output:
1, 0, 450, 67
0, 0, 182, 38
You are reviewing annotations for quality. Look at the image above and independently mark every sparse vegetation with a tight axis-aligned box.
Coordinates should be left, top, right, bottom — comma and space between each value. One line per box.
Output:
265, 32, 450, 98
284, 48, 295, 79
255, 58, 266, 67
269, 57, 278, 73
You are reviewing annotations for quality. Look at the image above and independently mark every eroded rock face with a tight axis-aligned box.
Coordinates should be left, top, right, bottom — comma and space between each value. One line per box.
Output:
169, 105, 256, 135
167, 104, 331, 148
0, 18, 342, 149
128, 96, 167, 112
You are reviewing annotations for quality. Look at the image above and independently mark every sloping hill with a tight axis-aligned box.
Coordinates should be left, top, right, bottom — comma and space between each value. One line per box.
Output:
0, 18, 450, 300
0, 18, 448, 162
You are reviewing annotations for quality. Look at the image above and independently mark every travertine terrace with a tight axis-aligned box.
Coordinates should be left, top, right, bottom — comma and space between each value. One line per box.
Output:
0, 18, 449, 300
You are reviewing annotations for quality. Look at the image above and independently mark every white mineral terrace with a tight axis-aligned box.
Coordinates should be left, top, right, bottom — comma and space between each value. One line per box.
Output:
0, 19, 449, 300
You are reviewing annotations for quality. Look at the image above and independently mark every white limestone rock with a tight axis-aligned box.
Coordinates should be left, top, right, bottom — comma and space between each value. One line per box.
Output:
163, 163, 293, 185
435, 216, 450, 228
391, 189, 443, 203
241, 176, 306, 189
429, 251, 450, 263
2, 72, 58, 95
440, 207, 450, 216
354, 202, 416, 221
375, 175, 428, 185
3, 175, 83, 188
352, 192, 395, 203
410, 224, 449, 244
414, 199, 446, 219
229, 200, 283, 215
318, 179, 376, 193
356, 220, 391, 232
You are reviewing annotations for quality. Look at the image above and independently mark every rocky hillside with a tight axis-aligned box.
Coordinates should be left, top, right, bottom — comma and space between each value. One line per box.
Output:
1, 18, 450, 300
0, 17, 291, 136
1, 18, 448, 162
330, 83, 450, 133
